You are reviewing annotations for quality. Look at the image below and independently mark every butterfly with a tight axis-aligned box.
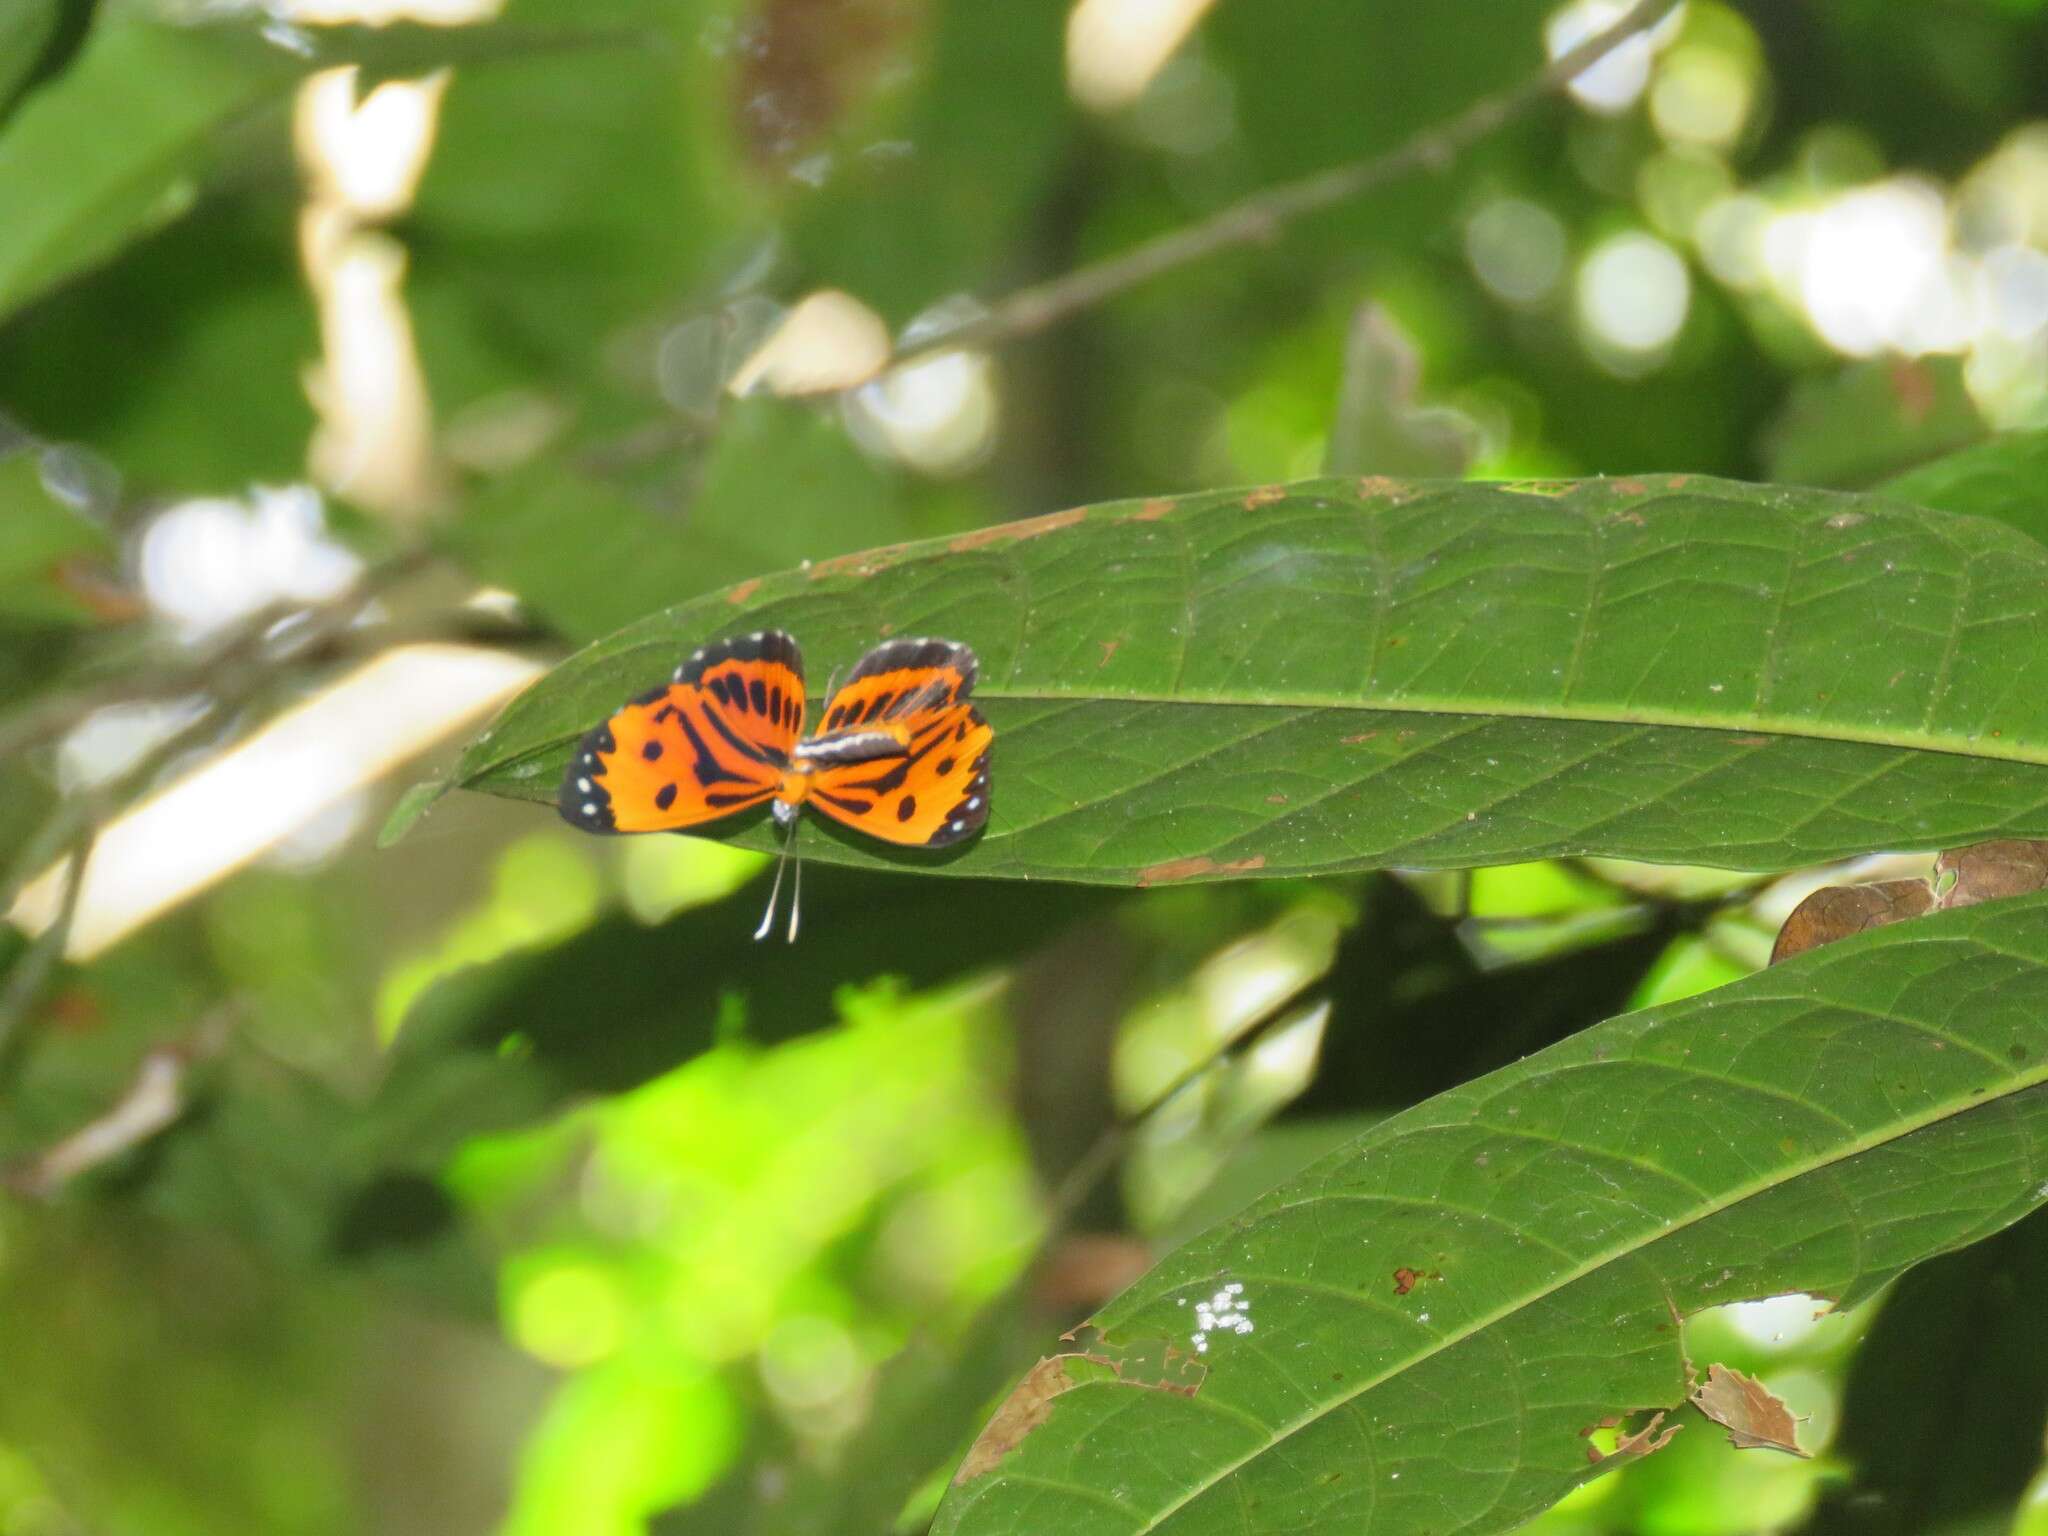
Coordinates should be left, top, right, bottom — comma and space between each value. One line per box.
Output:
558, 629, 992, 940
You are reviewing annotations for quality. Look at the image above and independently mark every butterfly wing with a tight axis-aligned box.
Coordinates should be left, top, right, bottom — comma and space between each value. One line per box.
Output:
558, 630, 802, 834
676, 628, 806, 757
815, 636, 975, 731
808, 638, 992, 847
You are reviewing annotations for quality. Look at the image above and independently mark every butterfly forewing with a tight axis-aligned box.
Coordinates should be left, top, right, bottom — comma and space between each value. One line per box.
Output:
559, 629, 803, 834
815, 637, 975, 731
677, 628, 806, 757
808, 640, 992, 847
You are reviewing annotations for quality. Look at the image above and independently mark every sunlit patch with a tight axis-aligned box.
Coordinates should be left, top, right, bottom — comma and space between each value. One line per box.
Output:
1465, 197, 1568, 307
621, 837, 766, 926
727, 289, 893, 397
1769, 178, 1975, 357
378, 834, 603, 1042
1694, 190, 1772, 289
137, 484, 363, 641
758, 1315, 863, 1420
1545, 0, 1686, 115
1065, 0, 1220, 113
57, 697, 211, 794
9, 645, 543, 959
1649, 41, 1754, 149
844, 351, 1000, 476
1575, 231, 1692, 369
1719, 1291, 1829, 1350
509, 1256, 626, 1368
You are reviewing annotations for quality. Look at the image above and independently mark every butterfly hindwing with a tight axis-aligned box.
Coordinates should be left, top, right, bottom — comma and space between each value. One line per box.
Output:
808, 700, 993, 848
560, 630, 803, 834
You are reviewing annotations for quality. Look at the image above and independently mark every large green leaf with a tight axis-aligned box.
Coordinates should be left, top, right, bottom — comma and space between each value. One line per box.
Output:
934, 890, 2048, 1536
458, 475, 2048, 880
1883, 429, 2048, 546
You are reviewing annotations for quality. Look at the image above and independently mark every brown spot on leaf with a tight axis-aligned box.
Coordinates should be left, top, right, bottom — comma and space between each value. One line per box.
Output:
1503, 479, 1575, 497
725, 577, 761, 606
1689, 1363, 1808, 1457
954, 1326, 1205, 1485
1392, 1267, 1421, 1296
1098, 639, 1121, 668
1770, 880, 1934, 964
1341, 731, 1378, 744
1731, 735, 1770, 747
1665, 474, 1691, 489
1241, 485, 1286, 509
1129, 497, 1176, 521
1266, 793, 1289, 805
806, 539, 916, 581
1608, 477, 1647, 494
948, 506, 1088, 554
1136, 855, 1267, 887
1355, 475, 1406, 499
1609, 509, 1647, 527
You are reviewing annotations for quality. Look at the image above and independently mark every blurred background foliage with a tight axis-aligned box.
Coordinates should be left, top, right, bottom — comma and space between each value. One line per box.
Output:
4, 0, 2048, 1532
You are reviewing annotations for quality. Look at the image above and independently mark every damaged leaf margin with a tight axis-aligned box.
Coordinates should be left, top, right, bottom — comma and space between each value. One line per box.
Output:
954, 1326, 1207, 1485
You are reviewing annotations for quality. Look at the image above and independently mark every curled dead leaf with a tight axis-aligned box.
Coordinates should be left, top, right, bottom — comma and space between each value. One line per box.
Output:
1771, 838, 2048, 963
1689, 1362, 1807, 1456
1936, 839, 2048, 909
1770, 880, 1934, 964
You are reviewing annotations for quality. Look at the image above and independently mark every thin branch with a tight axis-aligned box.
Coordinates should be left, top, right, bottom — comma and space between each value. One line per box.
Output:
0, 543, 437, 765
0, 826, 92, 1068
891, 0, 1680, 368
2, 1012, 232, 1198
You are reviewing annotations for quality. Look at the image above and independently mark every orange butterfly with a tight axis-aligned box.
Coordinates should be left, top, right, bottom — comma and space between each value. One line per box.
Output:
559, 630, 992, 939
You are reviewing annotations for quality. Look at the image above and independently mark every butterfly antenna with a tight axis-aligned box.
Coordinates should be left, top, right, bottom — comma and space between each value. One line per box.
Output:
753, 820, 796, 941
786, 835, 803, 943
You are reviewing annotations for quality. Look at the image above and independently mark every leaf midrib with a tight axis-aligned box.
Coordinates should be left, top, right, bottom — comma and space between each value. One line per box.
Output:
1098, 1034, 2048, 1533
474, 684, 2045, 788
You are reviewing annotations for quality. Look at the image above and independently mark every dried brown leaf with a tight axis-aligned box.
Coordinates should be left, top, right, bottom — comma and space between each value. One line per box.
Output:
1769, 879, 1934, 964
1688, 1362, 1808, 1456
1936, 839, 2048, 909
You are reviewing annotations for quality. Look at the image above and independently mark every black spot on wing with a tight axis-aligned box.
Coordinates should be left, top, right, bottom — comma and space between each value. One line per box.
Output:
655, 783, 677, 810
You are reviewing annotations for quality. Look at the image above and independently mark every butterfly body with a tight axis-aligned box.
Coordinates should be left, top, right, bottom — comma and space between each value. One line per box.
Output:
560, 628, 992, 853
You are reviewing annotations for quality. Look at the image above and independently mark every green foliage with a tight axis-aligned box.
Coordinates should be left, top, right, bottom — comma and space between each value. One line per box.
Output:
6, 2, 2048, 1533
934, 892, 2048, 1535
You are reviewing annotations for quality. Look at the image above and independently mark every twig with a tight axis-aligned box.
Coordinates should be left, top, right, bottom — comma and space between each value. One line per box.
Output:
0, 826, 92, 1068
2, 1012, 232, 1198
890, 0, 1681, 368
0, 543, 437, 765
